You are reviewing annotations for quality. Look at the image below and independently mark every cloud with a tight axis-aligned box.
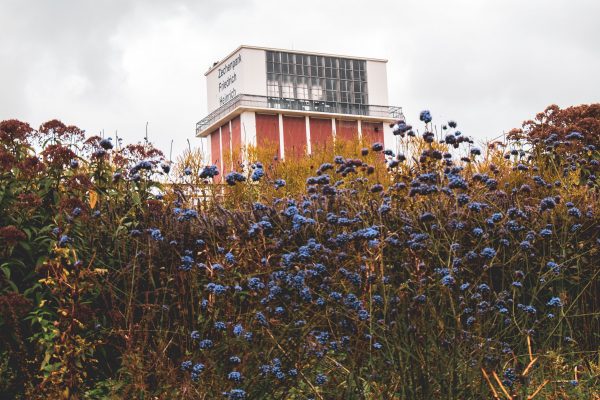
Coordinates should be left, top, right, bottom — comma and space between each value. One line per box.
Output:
1, 0, 599, 157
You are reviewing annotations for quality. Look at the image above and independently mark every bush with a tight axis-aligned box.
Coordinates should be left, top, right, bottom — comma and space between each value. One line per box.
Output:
0, 107, 599, 399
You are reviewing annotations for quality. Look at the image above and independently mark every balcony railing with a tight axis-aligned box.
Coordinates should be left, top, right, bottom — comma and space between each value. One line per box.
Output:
196, 94, 403, 136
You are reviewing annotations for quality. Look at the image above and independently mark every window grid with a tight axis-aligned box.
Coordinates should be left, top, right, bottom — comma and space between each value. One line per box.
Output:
266, 51, 368, 115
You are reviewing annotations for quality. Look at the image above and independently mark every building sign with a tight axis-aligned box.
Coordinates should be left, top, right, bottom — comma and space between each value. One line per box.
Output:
217, 53, 242, 106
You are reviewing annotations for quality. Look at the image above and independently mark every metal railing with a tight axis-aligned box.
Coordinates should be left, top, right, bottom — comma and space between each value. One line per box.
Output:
196, 94, 403, 135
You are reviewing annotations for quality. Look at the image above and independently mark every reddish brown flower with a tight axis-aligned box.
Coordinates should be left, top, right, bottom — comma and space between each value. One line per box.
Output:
16, 193, 43, 209
0, 148, 16, 172
0, 225, 27, 246
39, 119, 84, 141
64, 173, 93, 191
16, 156, 46, 178
0, 292, 32, 326
41, 143, 77, 169
509, 103, 600, 154
0, 119, 34, 144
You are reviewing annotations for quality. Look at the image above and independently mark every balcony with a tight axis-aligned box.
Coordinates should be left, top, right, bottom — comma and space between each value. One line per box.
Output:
196, 94, 403, 137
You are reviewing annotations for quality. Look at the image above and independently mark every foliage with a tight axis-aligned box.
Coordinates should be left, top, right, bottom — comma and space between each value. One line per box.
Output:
0, 106, 599, 399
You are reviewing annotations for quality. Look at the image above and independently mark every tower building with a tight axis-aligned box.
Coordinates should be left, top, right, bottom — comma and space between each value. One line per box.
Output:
196, 45, 403, 177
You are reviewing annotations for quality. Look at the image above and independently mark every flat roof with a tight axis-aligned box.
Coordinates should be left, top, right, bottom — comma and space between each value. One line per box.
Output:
204, 45, 388, 76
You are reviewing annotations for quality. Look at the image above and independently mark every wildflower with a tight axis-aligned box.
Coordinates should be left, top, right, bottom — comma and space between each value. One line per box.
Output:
199, 165, 219, 178
58, 234, 72, 248
99, 137, 113, 150
233, 323, 244, 336
148, 228, 163, 241
315, 373, 328, 385
247, 277, 265, 291
226, 171, 246, 185
199, 339, 213, 349
225, 389, 246, 399
540, 197, 556, 211
274, 178, 286, 188
413, 294, 427, 303
480, 247, 496, 259
540, 228, 552, 238
214, 321, 227, 330
371, 142, 384, 152
565, 131, 584, 140
228, 371, 242, 382
441, 275, 455, 287
180, 360, 192, 371
470, 147, 481, 156
251, 167, 264, 181
419, 110, 432, 123
357, 309, 370, 321
192, 363, 205, 374
547, 297, 563, 307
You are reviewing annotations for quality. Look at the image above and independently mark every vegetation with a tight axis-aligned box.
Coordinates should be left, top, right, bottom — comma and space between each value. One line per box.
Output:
0, 105, 599, 399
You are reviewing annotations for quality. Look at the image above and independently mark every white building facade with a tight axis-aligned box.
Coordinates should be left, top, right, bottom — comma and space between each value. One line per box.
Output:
197, 45, 402, 179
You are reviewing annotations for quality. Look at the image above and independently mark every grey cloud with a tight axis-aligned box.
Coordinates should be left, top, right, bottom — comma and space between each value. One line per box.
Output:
0, 0, 598, 156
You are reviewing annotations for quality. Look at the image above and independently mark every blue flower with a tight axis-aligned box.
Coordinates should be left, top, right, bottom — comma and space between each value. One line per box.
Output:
480, 247, 496, 259
565, 131, 584, 140
99, 137, 113, 150
233, 324, 244, 336
357, 309, 370, 321
248, 277, 265, 291
225, 171, 247, 185
225, 389, 246, 399
192, 363, 205, 373
419, 110, 432, 123
199, 165, 219, 178
251, 167, 264, 181
148, 228, 163, 241
199, 339, 213, 349
441, 275, 455, 287
214, 321, 227, 330
315, 373, 328, 385
540, 197, 556, 211
547, 297, 563, 307
228, 371, 243, 382
180, 360, 192, 371
58, 234, 72, 248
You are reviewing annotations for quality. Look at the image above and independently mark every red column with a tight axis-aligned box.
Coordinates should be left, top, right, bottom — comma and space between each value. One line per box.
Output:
231, 116, 242, 170
256, 113, 281, 160
309, 117, 333, 154
335, 119, 358, 143
210, 129, 221, 183
221, 122, 231, 175
283, 115, 307, 159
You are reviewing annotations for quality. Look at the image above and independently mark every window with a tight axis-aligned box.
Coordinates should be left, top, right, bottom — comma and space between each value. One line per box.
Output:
265, 50, 368, 114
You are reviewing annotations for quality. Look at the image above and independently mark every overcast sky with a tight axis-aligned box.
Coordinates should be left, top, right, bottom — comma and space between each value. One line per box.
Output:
1, 0, 598, 159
